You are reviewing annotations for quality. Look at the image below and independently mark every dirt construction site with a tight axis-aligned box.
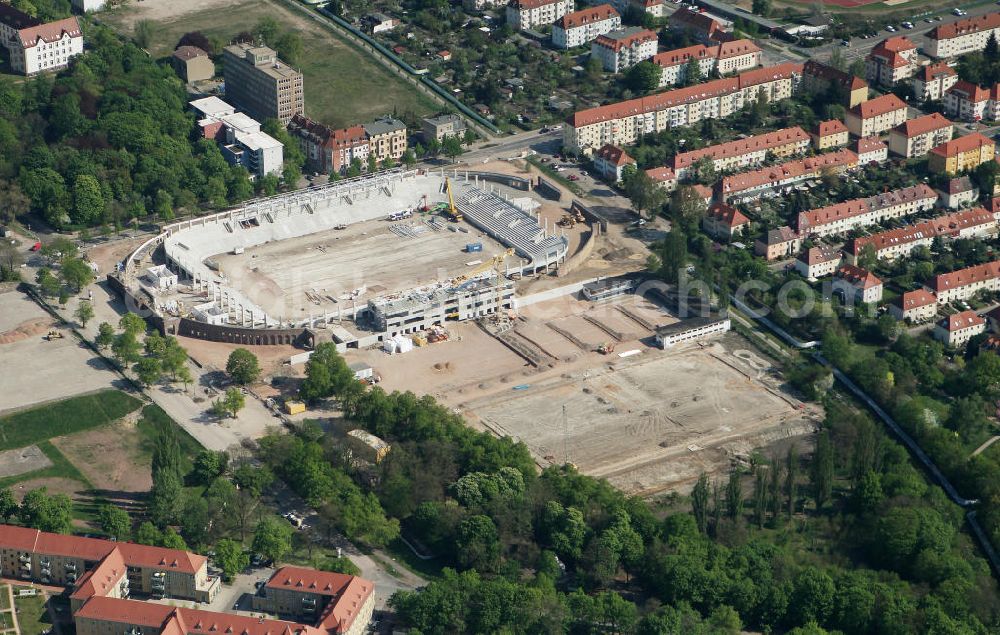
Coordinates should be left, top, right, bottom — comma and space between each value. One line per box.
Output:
345, 291, 821, 496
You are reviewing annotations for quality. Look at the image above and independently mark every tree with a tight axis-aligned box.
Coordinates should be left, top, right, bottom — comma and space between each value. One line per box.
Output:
987, 32, 999, 59
622, 165, 667, 216
442, 136, 464, 163
176, 31, 213, 55
683, 57, 703, 86
252, 515, 294, 563
192, 450, 229, 485
456, 514, 501, 572
99, 505, 131, 541
134, 357, 162, 388
134, 19, 155, 49
18, 488, 72, 534
753, 465, 767, 527
60, 258, 93, 292
223, 387, 245, 418
119, 313, 146, 337
0, 488, 17, 522
625, 61, 661, 93
725, 467, 743, 521
659, 228, 688, 279
161, 527, 188, 550
402, 149, 417, 168
149, 470, 183, 526
95, 322, 115, 350
785, 446, 798, 517
134, 521, 162, 546
691, 473, 710, 534
810, 431, 834, 511
321, 555, 361, 576
751, 0, 771, 16
112, 332, 141, 368
74, 301, 94, 328
585, 55, 603, 80
72, 174, 105, 225
0, 241, 23, 282
670, 185, 708, 233
214, 538, 249, 581
973, 159, 1000, 196
226, 348, 261, 385
35, 267, 60, 297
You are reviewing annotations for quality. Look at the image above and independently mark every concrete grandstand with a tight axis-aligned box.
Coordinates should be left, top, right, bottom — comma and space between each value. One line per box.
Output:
119, 169, 569, 341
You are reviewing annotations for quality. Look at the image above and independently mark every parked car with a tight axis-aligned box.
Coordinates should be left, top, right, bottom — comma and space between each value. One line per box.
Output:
902, 21, 914, 28
567, 174, 579, 181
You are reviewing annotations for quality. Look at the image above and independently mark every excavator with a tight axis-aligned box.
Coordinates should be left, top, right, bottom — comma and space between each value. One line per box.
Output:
444, 177, 463, 222
452, 248, 515, 325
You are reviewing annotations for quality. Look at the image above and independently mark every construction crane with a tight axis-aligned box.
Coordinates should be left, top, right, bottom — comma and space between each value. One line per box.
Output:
452, 248, 515, 325
444, 177, 463, 222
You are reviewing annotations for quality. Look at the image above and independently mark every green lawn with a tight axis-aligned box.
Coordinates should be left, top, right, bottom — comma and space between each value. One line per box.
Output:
135, 404, 203, 474
0, 390, 142, 452
13, 589, 49, 635
0, 442, 92, 491
103, 0, 436, 128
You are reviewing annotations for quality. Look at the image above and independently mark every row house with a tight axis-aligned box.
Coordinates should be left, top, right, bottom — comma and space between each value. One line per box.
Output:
718, 149, 857, 204
929, 259, 1000, 304
651, 39, 761, 88
796, 182, 938, 237
552, 4, 620, 49
813, 119, 850, 150
795, 245, 842, 279
754, 226, 801, 261
0, 4, 83, 76
927, 11, 1000, 59
928, 132, 996, 175
591, 27, 658, 72
668, 7, 730, 44
672, 126, 810, 180
563, 62, 802, 154
933, 310, 986, 347
288, 115, 370, 175
943, 80, 1000, 122
833, 264, 883, 304
844, 207, 996, 262
912, 61, 958, 102
593, 144, 636, 182
507, 0, 574, 30
646, 166, 677, 191
855, 136, 889, 165
701, 202, 750, 240
890, 289, 939, 322
865, 36, 918, 87
887, 112, 954, 158
937, 175, 979, 208
845, 93, 908, 138
801, 60, 870, 108
610, 0, 666, 17
363, 117, 408, 163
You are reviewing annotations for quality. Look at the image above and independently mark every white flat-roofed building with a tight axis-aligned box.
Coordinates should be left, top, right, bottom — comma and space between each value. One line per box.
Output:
655, 315, 730, 348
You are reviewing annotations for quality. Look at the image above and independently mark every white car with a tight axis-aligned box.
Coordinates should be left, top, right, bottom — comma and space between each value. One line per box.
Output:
901, 21, 914, 28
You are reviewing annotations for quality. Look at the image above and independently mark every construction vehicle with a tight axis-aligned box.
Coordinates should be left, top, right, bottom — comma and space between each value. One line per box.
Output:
596, 342, 615, 355
558, 215, 576, 228
44, 330, 64, 341
444, 177, 463, 222
451, 248, 515, 326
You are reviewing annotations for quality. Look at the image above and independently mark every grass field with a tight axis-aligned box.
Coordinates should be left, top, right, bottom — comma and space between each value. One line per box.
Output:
135, 404, 203, 474
103, 0, 437, 127
0, 442, 92, 491
0, 390, 142, 452
13, 589, 49, 635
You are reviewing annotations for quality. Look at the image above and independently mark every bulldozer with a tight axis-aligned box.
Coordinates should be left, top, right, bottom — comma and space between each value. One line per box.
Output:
596, 342, 615, 355
557, 215, 576, 228
44, 330, 64, 341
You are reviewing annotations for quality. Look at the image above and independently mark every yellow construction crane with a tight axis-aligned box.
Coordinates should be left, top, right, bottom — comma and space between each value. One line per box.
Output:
444, 177, 463, 222
452, 248, 515, 325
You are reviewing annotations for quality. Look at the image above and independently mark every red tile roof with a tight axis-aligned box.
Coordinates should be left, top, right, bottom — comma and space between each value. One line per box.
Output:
855, 136, 888, 155
878, 35, 917, 53
670, 7, 723, 35
930, 132, 995, 159
939, 309, 985, 332
173, 46, 209, 61
797, 183, 936, 231
17, 16, 81, 49
645, 166, 676, 182
672, 126, 809, 170
651, 43, 714, 69
74, 597, 176, 628
803, 60, 868, 92
267, 565, 358, 597
815, 119, 848, 137
70, 548, 127, 601
593, 28, 657, 52
717, 39, 761, 59
595, 144, 635, 166
897, 289, 937, 311
705, 202, 749, 228
919, 61, 957, 83
836, 264, 882, 290
797, 245, 841, 266
851, 93, 906, 119
556, 4, 619, 29
948, 79, 989, 103
930, 260, 1000, 293
74, 597, 314, 635
721, 149, 857, 196
929, 11, 1000, 41
892, 112, 952, 138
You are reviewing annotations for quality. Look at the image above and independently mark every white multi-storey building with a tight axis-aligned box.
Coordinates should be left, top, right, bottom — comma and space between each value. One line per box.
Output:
552, 4, 620, 49
865, 36, 918, 87
590, 27, 658, 72
911, 61, 958, 102
651, 39, 761, 87
927, 12, 1000, 59
507, 0, 574, 31
0, 5, 82, 76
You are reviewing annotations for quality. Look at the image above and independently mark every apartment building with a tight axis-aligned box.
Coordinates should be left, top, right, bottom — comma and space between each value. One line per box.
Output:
718, 149, 857, 203
855, 136, 889, 165
288, 115, 369, 175
422, 113, 467, 142
801, 60, 870, 108
796, 183, 937, 237
223, 43, 303, 125
929, 260, 1000, 303
933, 310, 986, 347
593, 144, 636, 182
0, 4, 82, 76
507, 0, 574, 31
651, 39, 761, 87
645, 166, 677, 191
928, 132, 996, 175
844, 207, 995, 263
937, 175, 979, 208
702, 202, 750, 240
191, 97, 284, 179
672, 126, 810, 180
943, 80, 1000, 122
887, 112, 954, 158
552, 4, 620, 49
171, 46, 214, 83
755, 226, 801, 261
363, 117, 407, 164
927, 12, 1000, 59
912, 61, 958, 102
844, 93, 908, 137
591, 27, 658, 72
865, 36, 918, 87
890, 289, 939, 322
833, 264, 883, 304
813, 119, 849, 150
564, 62, 802, 154
795, 245, 842, 279
668, 7, 729, 43
252, 566, 375, 634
